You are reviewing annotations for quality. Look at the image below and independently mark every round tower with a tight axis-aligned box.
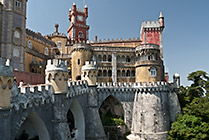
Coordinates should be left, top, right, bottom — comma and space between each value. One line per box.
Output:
81, 61, 98, 86
135, 43, 165, 82
71, 43, 92, 81
45, 59, 69, 94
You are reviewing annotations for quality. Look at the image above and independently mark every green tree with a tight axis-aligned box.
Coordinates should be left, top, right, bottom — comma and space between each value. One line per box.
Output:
168, 71, 209, 140
168, 114, 209, 140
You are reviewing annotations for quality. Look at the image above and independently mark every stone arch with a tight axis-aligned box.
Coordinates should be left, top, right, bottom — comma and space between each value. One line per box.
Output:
67, 99, 85, 140
103, 55, 106, 61
99, 95, 125, 139
15, 112, 50, 140
107, 55, 112, 62
98, 69, 102, 77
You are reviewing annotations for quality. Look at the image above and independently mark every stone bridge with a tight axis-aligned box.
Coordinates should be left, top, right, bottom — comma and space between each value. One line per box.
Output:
0, 58, 181, 140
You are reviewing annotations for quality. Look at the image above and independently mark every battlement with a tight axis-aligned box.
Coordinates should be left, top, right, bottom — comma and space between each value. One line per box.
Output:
91, 37, 141, 44
96, 81, 174, 93
136, 43, 160, 51
0, 58, 13, 77
82, 61, 97, 71
46, 59, 68, 72
11, 84, 54, 111
71, 43, 92, 53
141, 21, 161, 28
67, 80, 89, 98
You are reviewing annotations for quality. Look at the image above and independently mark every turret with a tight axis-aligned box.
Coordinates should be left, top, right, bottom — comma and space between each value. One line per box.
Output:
135, 43, 165, 82
45, 59, 68, 94
0, 58, 13, 108
159, 12, 164, 27
67, 3, 90, 44
81, 61, 98, 86
173, 73, 180, 88
71, 43, 92, 81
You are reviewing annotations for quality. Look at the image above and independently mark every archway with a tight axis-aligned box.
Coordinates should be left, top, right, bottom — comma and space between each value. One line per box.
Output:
15, 112, 50, 140
67, 99, 85, 140
99, 95, 128, 140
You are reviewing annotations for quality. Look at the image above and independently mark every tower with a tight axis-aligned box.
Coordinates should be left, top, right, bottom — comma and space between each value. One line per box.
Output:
45, 59, 69, 94
0, 0, 27, 71
67, 3, 89, 44
81, 61, 98, 86
71, 43, 92, 81
135, 43, 165, 82
140, 12, 165, 59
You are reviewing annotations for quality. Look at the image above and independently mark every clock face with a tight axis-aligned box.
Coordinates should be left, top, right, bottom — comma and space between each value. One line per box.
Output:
77, 15, 83, 21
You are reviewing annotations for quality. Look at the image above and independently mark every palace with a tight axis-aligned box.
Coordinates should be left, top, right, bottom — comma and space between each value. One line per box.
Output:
0, 1, 181, 140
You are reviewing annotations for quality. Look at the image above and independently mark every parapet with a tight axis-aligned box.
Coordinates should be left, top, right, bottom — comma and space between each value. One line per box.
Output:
91, 37, 141, 44
0, 58, 13, 77
141, 21, 160, 28
45, 59, 68, 72
96, 81, 175, 93
82, 61, 97, 71
136, 43, 160, 51
71, 43, 92, 53
67, 80, 89, 98
11, 84, 54, 111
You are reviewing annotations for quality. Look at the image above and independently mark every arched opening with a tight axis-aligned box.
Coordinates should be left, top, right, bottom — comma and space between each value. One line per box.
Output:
126, 70, 130, 77
122, 70, 126, 77
131, 70, 135, 77
108, 70, 112, 77
103, 70, 107, 77
117, 70, 121, 77
126, 56, 131, 63
98, 70, 102, 77
98, 55, 102, 62
107, 55, 112, 62
67, 99, 85, 140
15, 112, 50, 140
99, 95, 128, 139
76, 75, 81, 80
103, 55, 106, 62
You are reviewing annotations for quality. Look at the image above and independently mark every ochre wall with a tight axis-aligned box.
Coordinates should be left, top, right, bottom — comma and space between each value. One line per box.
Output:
71, 50, 92, 81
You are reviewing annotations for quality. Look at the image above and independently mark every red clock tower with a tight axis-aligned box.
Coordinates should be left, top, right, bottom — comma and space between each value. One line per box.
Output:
67, 3, 89, 44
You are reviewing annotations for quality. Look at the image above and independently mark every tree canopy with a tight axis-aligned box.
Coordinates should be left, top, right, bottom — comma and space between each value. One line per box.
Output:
168, 70, 209, 140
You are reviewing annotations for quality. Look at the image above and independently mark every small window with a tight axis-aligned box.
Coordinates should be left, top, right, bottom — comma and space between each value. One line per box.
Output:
15, 0, 21, 8
78, 59, 80, 65
78, 31, 84, 39
57, 41, 61, 47
150, 67, 157, 77
27, 40, 32, 49
44, 47, 49, 55
14, 30, 20, 38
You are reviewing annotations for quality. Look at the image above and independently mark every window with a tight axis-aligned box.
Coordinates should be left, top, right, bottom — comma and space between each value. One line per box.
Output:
77, 59, 80, 65
27, 40, 32, 49
44, 47, 49, 55
108, 70, 112, 77
108, 55, 112, 62
57, 41, 61, 47
15, 0, 21, 8
78, 31, 84, 39
150, 67, 157, 77
14, 30, 20, 38
13, 48, 19, 57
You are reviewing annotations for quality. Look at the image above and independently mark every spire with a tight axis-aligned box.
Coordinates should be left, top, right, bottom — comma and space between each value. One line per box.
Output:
159, 12, 163, 18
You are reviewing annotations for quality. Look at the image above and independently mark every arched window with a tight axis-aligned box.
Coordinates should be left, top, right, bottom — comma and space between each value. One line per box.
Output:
108, 70, 112, 77
103, 55, 106, 62
117, 70, 121, 77
107, 55, 112, 62
103, 70, 107, 77
78, 31, 84, 39
117, 55, 120, 62
15, 0, 21, 8
131, 70, 135, 77
122, 70, 125, 77
14, 29, 21, 38
98, 70, 102, 77
57, 41, 61, 47
126, 70, 130, 77
126, 56, 131, 62
150, 67, 157, 77
77, 59, 80, 65
27, 40, 32, 49
122, 55, 126, 62
44, 47, 49, 55
98, 55, 102, 62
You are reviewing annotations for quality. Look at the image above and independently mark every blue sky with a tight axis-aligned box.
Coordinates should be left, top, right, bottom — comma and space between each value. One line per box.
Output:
26, 0, 209, 86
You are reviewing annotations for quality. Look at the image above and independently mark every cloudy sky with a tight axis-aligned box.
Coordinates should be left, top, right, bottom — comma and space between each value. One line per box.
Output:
26, 0, 209, 86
